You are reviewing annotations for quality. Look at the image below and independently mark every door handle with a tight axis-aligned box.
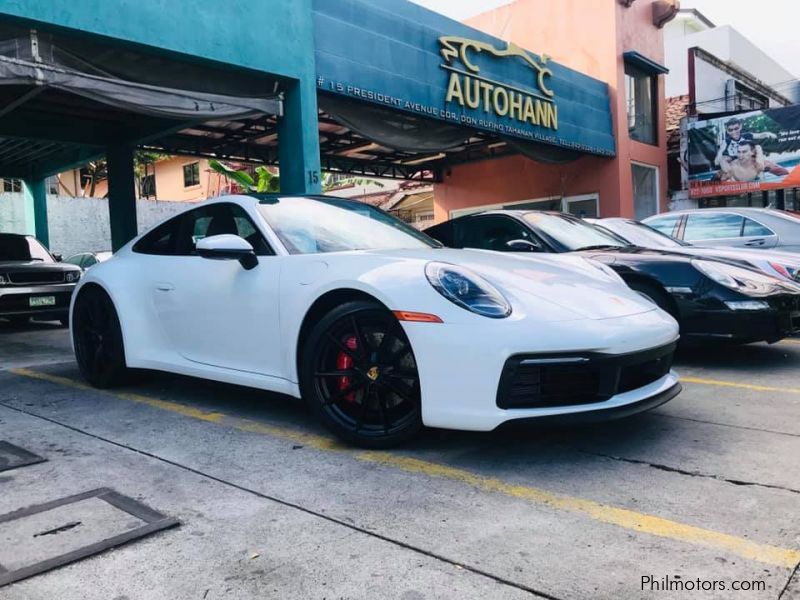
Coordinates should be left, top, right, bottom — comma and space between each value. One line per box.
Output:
744, 239, 765, 247
155, 282, 175, 292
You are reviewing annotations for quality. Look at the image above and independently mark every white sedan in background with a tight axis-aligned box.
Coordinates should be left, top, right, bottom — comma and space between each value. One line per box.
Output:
71, 195, 681, 446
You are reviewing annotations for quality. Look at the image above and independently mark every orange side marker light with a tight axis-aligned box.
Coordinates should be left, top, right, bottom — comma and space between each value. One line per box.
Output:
393, 310, 443, 323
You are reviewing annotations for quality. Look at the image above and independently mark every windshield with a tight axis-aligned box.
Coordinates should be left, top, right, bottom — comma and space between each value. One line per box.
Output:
600, 220, 687, 248
256, 196, 439, 255
522, 213, 628, 252
0, 235, 53, 262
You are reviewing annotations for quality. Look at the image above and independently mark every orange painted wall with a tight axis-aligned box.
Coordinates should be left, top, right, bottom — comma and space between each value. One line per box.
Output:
434, 0, 670, 219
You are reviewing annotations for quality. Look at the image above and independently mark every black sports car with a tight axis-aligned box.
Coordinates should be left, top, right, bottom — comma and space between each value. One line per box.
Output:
0, 233, 81, 326
424, 211, 800, 344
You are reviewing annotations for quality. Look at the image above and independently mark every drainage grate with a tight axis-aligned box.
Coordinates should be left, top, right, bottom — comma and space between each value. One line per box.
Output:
0, 441, 46, 473
0, 488, 179, 587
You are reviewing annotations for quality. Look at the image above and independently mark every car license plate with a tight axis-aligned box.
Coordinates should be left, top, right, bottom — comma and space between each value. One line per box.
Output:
29, 296, 56, 307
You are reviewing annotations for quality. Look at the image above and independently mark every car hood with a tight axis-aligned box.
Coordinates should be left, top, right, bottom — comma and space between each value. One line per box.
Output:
0, 260, 80, 273
362, 247, 658, 320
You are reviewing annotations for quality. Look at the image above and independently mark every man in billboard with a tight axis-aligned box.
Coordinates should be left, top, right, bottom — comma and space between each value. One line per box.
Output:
716, 140, 788, 182
716, 117, 777, 162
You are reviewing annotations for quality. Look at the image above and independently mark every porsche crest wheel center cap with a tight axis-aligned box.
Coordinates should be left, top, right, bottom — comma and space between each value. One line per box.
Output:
366, 366, 380, 381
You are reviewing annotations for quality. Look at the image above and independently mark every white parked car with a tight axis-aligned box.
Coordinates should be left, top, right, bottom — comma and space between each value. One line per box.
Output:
71, 195, 681, 446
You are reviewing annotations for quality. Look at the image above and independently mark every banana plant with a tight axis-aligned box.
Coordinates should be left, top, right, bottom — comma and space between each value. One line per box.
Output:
209, 159, 280, 193
210, 160, 384, 194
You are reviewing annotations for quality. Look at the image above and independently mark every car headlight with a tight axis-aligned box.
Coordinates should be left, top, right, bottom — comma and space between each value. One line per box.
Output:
584, 258, 625, 285
691, 259, 787, 297
425, 262, 511, 318
65, 271, 81, 283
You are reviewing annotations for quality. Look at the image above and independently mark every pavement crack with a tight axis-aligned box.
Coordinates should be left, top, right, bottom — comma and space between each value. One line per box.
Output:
0, 401, 563, 600
778, 560, 800, 599
578, 449, 800, 495
655, 413, 800, 439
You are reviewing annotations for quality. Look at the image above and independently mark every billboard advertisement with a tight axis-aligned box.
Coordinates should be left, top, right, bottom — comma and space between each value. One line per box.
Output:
687, 105, 800, 198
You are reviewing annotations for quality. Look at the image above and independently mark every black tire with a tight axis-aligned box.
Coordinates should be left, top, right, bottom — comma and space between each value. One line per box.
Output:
72, 285, 128, 388
627, 280, 676, 318
299, 300, 423, 448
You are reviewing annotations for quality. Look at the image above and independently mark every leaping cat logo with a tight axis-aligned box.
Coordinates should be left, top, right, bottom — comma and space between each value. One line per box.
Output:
439, 36, 554, 98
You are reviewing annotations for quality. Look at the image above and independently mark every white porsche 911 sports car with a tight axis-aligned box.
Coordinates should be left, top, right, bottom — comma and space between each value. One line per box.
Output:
70, 194, 681, 446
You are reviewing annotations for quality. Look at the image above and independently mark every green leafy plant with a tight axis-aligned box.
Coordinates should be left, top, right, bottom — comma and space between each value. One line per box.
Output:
209, 159, 280, 193
210, 160, 385, 194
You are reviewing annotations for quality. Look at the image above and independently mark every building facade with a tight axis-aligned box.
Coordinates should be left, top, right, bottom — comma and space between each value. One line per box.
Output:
1, 0, 677, 251
664, 9, 800, 211
433, 0, 676, 221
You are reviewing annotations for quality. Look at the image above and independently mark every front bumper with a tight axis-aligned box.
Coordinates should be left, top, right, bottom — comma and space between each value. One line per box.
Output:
0, 284, 75, 319
402, 307, 681, 431
678, 294, 800, 344
498, 379, 682, 427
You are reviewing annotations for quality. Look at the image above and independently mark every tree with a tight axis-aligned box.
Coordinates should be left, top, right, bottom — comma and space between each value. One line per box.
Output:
85, 159, 107, 197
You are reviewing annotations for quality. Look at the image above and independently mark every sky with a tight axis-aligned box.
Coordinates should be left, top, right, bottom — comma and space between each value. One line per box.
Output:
411, 0, 800, 78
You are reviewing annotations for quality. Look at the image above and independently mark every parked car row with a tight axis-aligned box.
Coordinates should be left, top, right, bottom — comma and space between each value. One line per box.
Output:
5, 199, 799, 447
424, 211, 800, 345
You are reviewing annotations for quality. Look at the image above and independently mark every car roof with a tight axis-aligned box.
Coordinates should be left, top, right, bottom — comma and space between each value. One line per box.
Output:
648, 207, 776, 217
452, 209, 567, 220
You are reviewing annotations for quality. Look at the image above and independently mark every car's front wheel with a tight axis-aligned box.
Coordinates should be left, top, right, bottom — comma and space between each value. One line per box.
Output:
300, 300, 423, 447
72, 285, 128, 388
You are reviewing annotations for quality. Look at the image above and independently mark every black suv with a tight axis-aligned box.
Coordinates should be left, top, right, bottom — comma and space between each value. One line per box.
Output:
0, 233, 81, 326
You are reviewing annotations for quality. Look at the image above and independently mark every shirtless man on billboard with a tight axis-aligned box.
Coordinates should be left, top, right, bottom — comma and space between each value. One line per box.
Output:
717, 140, 789, 182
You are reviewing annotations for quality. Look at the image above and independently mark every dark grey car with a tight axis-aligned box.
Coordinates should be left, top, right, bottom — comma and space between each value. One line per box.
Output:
0, 233, 81, 325
644, 208, 800, 252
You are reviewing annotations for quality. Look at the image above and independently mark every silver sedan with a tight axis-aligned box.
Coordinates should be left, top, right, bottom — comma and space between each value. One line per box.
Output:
644, 208, 800, 252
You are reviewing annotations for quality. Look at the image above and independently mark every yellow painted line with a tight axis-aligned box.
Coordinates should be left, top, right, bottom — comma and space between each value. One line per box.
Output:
357, 453, 800, 568
682, 376, 800, 396
8, 367, 800, 568
11, 368, 227, 424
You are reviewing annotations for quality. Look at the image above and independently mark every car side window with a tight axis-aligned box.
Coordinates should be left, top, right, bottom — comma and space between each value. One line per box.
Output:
133, 215, 181, 255
176, 203, 273, 256
742, 218, 774, 237
683, 213, 744, 241
459, 216, 532, 251
646, 214, 680, 237
424, 221, 454, 247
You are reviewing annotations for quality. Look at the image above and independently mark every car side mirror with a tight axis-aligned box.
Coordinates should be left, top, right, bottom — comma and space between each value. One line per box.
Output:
506, 239, 541, 252
196, 234, 258, 270
53, 253, 63, 262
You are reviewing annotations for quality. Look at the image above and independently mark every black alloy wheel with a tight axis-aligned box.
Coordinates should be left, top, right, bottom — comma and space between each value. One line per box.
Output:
72, 285, 128, 388
300, 300, 423, 447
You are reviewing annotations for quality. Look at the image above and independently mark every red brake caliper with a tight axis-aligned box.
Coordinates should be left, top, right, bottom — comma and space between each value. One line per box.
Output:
337, 335, 358, 403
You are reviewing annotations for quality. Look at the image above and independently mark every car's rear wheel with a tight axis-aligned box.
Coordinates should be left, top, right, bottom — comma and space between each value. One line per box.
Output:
300, 300, 423, 447
72, 285, 128, 388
